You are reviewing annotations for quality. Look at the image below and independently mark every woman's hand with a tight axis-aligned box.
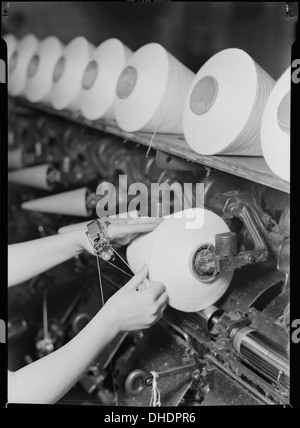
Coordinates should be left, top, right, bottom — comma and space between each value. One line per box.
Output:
103, 265, 168, 332
77, 217, 162, 256
107, 217, 162, 246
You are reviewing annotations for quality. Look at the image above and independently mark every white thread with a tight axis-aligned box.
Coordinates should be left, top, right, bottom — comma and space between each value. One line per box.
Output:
114, 43, 195, 134
261, 68, 290, 182
149, 371, 161, 407
25, 36, 64, 104
79, 38, 133, 121
183, 48, 275, 156
50, 36, 95, 111
127, 208, 233, 312
145, 104, 162, 157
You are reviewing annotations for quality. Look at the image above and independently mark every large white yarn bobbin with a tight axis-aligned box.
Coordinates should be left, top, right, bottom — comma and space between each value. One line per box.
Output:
183, 48, 275, 156
79, 38, 133, 121
3, 33, 18, 71
25, 36, 64, 104
127, 208, 233, 312
8, 33, 39, 97
114, 43, 195, 133
50, 36, 95, 111
261, 68, 290, 182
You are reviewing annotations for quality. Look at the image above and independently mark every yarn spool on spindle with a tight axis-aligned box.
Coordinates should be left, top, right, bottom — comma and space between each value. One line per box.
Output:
8, 148, 23, 170
261, 68, 290, 182
8, 33, 39, 97
50, 36, 95, 111
21, 187, 92, 217
8, 164, 57, 191
3, 33, 18, 71
114, 43, 195, 133
183, 48, 275, 156
80, 38, 133, 121
127, 208, 233, 312
25, 36, 64, 104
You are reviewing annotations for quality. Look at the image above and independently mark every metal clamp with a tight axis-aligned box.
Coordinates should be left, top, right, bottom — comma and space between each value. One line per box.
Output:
86, 219, 114, 260
193, 199, 269, 277
125, 363, 197, 396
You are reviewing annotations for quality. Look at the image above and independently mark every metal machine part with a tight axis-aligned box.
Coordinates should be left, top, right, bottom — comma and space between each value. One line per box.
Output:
231, 327, 289, 390
125, 363, 198, 396
194, 198, 269, 278
8, 98, 290, 406
187, 304, 289, 391
285, 2, 298, 19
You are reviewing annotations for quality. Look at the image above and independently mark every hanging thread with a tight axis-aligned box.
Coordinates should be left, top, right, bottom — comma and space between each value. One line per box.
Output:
96, 256, 118, 406
149, 371, 161, 407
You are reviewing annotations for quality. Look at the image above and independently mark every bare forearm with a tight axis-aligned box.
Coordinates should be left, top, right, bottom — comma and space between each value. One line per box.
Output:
8, 230, 86, 287
8, 306, 119, 404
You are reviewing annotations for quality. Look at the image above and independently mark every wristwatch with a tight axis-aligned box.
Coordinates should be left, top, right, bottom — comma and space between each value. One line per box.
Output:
86, 219, 114, 260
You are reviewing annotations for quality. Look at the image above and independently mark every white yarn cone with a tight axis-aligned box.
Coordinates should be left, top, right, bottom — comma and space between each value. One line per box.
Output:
8, 33, 39, 96
80, 38, 133, 121
127, 208, 233, 312
50, 36, 95, 111
3, 33, 18, 71
261, 68, 290, 182
114, 43, 195, 133
8, 148, 23, 170
183, 48, 275, 156
8, 164, 54, 190
25, 36, 64, 104
21, 187, 91, 217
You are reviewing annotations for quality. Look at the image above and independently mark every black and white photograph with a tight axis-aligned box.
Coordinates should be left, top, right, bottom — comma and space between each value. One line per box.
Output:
0, 1, 296, 409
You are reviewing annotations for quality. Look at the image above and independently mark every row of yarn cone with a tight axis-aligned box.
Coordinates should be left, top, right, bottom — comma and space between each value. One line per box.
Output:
5, 33, 290, 182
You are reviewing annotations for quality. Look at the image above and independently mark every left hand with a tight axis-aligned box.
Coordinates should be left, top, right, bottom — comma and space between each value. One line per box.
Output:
78, 217, 162, 256
107, 217, 162, 246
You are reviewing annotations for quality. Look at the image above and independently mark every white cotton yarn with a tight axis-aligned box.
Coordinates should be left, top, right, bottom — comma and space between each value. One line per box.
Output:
261, 68, 290, 183
127, 208, 233, 312
50, 36, 95, 111
79, 38, 133, 121
183, 48, 275, 156
8, 33, 39, 96
114, 43, 195, 133
25, 36, 64, 104
3, 33, 18, 71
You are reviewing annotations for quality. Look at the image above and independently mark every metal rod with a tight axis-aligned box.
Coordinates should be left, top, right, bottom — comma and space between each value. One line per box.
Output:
60, 291, 84, 325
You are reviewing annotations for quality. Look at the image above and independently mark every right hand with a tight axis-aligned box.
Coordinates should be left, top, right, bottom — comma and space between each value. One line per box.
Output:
104, 265, 168, 332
